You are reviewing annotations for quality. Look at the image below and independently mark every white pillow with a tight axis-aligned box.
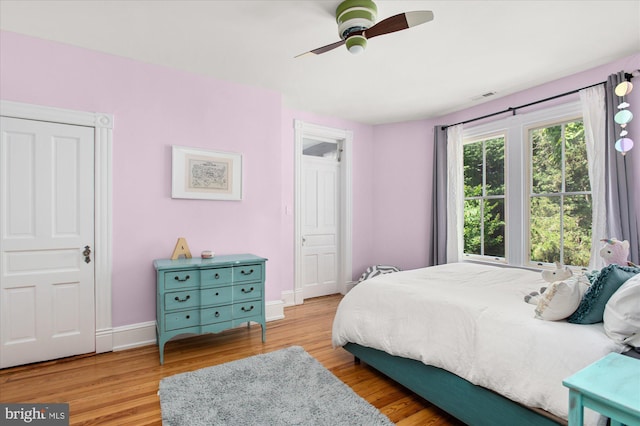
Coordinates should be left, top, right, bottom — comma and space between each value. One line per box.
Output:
603, 274, 640, 345
535, 276, 589, 321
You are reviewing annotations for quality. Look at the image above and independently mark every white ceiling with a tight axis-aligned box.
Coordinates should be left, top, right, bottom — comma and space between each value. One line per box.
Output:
1, 0, 639, 125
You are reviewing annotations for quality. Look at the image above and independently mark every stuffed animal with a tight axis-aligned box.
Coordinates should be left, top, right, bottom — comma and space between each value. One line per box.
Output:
525, 287, 547, 305
524, 262, 573, 305
541, 261, 573, 283
599, 238, 630, 266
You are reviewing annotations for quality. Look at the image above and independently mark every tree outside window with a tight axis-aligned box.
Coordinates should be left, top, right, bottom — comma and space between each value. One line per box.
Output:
529, 120, 591, 267
463, 136, 505, 259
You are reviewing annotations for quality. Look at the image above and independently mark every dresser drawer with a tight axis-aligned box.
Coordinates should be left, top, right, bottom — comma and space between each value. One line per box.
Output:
164, 270, 200, 290
201, 268, 233, 286
233, 283, 262, 302
233, 301, 262, 319
165, 309, 200, 331
165, 290, 200, 311
233, 264, 263, 283
201, 305, 233, 325
200, 286, 233, 306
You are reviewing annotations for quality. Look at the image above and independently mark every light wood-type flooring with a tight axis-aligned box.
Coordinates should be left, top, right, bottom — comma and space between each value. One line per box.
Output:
0, 294, 464, 425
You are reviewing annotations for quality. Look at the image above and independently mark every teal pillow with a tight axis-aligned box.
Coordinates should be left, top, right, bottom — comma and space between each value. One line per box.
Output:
567, 264, 640, 324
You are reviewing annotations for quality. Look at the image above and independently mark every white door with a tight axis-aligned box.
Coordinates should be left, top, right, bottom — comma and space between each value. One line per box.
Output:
301, 141, 340, 299
0, 117, 95, 368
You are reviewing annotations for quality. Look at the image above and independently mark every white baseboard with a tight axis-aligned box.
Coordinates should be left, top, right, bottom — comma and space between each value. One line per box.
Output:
266, 299, 285, 321
110, 299, 285, 352
112, 321, 157, 351
281, 290, 295, 307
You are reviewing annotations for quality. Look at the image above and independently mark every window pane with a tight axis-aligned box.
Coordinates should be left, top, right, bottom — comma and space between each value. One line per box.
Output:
531, 126, 562, 194
484, 199, 505, 257
464, 199, 481, 255
464, 142, 483, 197
563, 194, 592, 267
485, 137, 505, 196
530, 196, 561, 263
565, 121, 589, 193
303, 138, 338, 158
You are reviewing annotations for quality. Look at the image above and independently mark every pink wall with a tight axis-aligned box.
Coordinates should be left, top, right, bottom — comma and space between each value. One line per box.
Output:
370, 119, 436, 271
372, 53, 640, 267
0, 31, 286, 327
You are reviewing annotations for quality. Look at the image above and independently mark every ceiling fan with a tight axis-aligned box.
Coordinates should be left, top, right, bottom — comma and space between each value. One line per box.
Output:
296, 0, 434, 57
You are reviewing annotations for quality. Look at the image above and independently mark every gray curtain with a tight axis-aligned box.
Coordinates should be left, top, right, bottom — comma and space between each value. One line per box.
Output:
430, 125, 448, 265
605, 72, 639, 264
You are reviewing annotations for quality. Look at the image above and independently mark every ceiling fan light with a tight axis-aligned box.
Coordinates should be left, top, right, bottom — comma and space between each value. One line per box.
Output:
346, 35, 367, 54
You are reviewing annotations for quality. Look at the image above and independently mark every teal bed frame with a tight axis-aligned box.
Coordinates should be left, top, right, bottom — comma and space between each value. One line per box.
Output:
343, 343, 564, 426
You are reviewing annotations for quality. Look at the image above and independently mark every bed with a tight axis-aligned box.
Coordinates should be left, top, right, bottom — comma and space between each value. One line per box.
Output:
332, 262, 628, 426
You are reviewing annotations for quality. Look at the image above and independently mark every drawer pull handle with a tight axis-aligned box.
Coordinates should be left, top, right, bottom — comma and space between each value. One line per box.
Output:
215, 273, 220, 279
241, 305, 254, 312
174, 275, 190, 282
215, 292, 219, 296
241, 287, 254, 294
241, 269, 254, 276
186, 315, 190, 319
174, 295, 191, 302
215, 312, 220, 318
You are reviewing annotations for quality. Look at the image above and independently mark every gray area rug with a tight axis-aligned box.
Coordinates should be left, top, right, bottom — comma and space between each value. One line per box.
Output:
158, 346, 393, 426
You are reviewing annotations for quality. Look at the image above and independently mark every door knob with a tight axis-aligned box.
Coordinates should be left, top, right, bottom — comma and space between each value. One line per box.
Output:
83, 245, 92, 263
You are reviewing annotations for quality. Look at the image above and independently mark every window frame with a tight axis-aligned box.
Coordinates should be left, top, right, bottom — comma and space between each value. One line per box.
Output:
525, 117, 591, 269
462, 131, 508, 263
461, 100, 584, 269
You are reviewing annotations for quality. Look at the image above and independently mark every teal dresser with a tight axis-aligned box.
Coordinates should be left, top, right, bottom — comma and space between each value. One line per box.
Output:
154, 254, 267, 364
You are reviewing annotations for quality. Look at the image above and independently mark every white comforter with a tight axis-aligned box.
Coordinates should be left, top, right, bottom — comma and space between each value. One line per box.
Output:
332, 263, 626, 425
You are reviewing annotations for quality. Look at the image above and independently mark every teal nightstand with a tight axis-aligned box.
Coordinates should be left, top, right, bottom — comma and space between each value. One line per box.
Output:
563, 352, 640, 426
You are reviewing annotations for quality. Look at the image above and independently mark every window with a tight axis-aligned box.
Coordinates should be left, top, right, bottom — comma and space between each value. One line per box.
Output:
461, 102, 590, 268
463, 135, 505, 259
528, 119, 591, 267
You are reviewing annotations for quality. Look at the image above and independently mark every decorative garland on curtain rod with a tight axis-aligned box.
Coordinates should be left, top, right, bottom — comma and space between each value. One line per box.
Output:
441, 70, 638, 131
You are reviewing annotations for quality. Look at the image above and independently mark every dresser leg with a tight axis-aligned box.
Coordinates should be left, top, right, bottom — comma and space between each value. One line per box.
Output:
158, 339, 166, 365
261, 323, 266, 342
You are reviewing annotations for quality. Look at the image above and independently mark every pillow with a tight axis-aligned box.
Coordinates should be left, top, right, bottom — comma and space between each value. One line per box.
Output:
534, 276, 589, 321
357, 265, 400, 282
603, 274, 640, 345
567, 264, 640, 324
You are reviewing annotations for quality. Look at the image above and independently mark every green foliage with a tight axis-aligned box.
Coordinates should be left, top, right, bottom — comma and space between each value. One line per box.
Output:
463, 138, 505, 257
463, 120, 592, 267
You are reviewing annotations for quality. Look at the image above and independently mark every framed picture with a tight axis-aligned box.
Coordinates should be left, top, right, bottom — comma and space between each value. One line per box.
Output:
172, 146, 242, 200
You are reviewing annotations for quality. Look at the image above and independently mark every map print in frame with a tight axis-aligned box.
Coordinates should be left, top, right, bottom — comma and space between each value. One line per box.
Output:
171, 146, 242, 200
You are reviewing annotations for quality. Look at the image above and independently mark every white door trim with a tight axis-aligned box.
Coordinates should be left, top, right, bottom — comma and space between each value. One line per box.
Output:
294, 120, 352, 304
0, 99, 114, 353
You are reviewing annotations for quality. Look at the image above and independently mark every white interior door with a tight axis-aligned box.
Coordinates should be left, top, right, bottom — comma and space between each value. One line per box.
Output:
0, 116, 95, 368
301, 142, 340, 299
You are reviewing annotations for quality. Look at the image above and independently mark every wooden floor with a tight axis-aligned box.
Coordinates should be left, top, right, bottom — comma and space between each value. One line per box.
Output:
0, 294, 464, 425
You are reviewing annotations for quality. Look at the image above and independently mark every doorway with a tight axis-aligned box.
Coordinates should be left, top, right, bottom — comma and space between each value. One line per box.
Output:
294, 120, 352, 304
0, 100, 113, 367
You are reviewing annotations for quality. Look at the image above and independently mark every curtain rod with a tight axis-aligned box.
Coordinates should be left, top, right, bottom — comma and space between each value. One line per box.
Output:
441, 72, 636, 131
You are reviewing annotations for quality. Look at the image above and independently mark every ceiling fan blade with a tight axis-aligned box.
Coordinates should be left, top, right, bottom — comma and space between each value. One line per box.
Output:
364, 10, 434, 39
295, 39, 346, 58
